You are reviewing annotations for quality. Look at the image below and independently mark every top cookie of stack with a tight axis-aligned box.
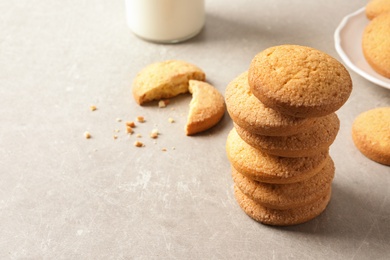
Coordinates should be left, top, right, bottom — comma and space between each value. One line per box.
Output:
248, 45, 352, 118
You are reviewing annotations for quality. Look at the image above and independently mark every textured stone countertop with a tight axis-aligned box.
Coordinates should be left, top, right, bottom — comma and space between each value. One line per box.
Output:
1, 0, 389, 259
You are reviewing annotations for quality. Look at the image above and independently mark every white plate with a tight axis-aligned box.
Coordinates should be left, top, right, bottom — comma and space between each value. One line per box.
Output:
334, 7, 390, 90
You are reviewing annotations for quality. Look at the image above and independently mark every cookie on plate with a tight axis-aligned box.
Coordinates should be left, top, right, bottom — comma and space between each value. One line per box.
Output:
225, 71, 315, 136
234, 113, 340, 158
362, 13, 390, 78
226, 128, 329, 184
352, 107, 390, 165
232, 157, 335, 210
248, 45, 352, 118
185, 80, 225, 135
234, 185, 331, 226
132, 60, 205, 105
366, 0, 390, 20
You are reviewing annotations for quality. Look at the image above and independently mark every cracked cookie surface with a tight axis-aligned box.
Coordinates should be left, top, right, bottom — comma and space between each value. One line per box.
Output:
248, 45, 352, 118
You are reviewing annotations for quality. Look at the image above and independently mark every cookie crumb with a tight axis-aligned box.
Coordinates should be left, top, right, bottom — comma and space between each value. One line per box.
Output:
116, 118, 122, 122
126, 121, 136, 127
84, 131, 91, 139
90, 105, 97, 111
114, 129, 120, 133
137, 116, 145, 123
158, 99, 170, 108
134, 141, 144, 147
172, 147, 176, 150
162, 148, 167, 152
126, 126, 134, 134
136, 134, 142, 138
113, 135, 118, 140
150, 129, 159, 139
168, 117, 175, 123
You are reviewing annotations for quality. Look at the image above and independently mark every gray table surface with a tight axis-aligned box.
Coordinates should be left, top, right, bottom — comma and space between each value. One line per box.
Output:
1, 0, 390, 259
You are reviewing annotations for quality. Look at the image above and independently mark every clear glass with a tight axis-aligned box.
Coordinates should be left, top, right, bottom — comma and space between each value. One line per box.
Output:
125, 0, 205, 43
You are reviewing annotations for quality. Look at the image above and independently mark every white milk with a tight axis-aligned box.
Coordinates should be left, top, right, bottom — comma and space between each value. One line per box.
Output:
125, 0, 205, 43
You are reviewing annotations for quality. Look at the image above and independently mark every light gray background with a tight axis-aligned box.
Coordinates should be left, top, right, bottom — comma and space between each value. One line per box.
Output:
1, 0, 389, 259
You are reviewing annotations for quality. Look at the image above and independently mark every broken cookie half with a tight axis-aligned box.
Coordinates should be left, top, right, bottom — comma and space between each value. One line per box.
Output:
185, 80, 225, 135
132, 60, 205, 105
132, 60, 225, 135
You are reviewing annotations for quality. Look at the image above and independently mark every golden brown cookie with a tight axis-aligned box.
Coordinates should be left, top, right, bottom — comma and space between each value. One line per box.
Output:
226, 128, 330, 184
234, 113, 340, 158
248, 45, 352, 118
352, 107, 390, 165
234, 185, 331, 226
225, 71, 315, 136
366, 0, 390, 20
185, 80, 225, 135
232, 158, 335, 210
362, 13, 390, 78
132, 60, 205, 105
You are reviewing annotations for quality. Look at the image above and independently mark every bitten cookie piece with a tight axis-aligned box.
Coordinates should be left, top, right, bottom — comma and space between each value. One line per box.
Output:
352, 107, 390, 166
185, 80, 225, 135
132, 60, 205, 105
226, 128, 329, 184
248, 45, 352, 118
225, 71, 315, 136
234, 185, 331, 226
232, 157, 335, 210
234, 113, 340, 158
362, 13, 390, 78
366, 0, 390, 20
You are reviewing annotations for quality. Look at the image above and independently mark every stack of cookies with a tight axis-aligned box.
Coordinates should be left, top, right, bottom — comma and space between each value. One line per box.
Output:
225, 45, 353, 226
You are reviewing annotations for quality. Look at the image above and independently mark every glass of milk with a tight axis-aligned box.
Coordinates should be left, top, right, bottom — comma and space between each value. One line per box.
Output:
125, 0, 205, 43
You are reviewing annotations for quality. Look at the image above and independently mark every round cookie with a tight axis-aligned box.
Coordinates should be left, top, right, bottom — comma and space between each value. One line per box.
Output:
352, 107, 390, 165
366, 0, 390, 20
362, 13, 390, 78
226, 128, 330, 184
232, 158, 335, 210
234, 185, 331, 226
225, 71, 315, 136
248, 45, 352, 118
234, 113, 340, 158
